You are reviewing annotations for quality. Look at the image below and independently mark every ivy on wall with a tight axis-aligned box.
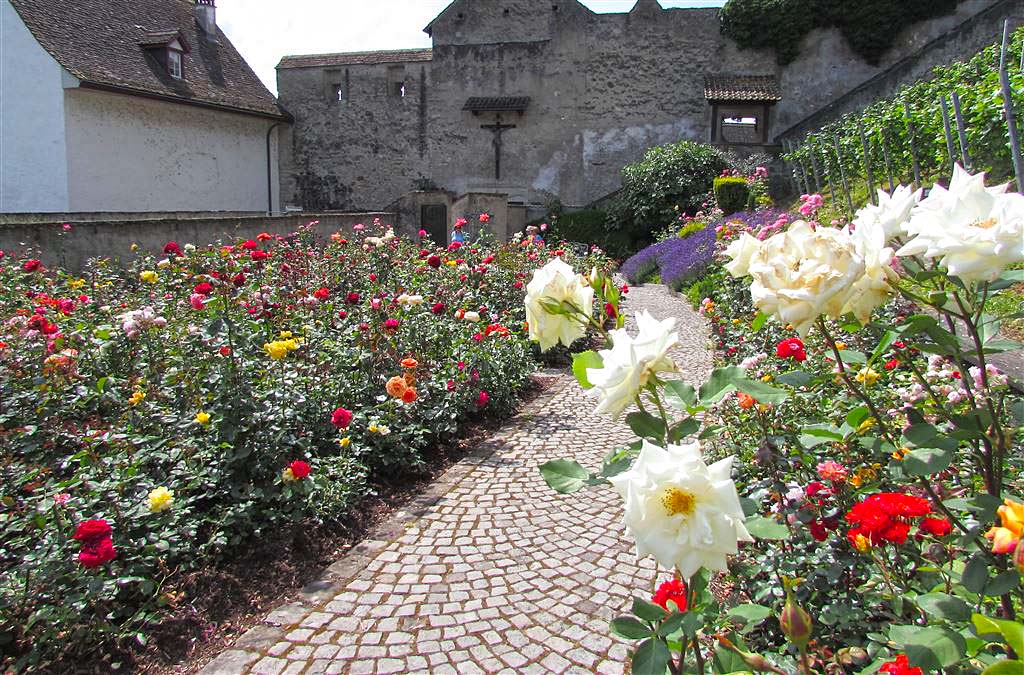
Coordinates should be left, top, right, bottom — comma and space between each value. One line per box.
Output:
720, 0, 964, 66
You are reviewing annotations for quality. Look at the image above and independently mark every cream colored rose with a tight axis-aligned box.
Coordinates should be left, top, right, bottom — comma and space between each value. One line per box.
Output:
852, 184, 923, 243
724, 232, 761, 277
586, 310, 678, 418
745, 221, 864, 336
608, 440, 752, 580
525, 258, 594, 351
843, 220, 898, 325
897, 165, 1024, 283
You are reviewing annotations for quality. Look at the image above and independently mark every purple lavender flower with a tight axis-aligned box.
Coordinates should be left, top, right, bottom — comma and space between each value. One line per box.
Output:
621, 223, 717, 289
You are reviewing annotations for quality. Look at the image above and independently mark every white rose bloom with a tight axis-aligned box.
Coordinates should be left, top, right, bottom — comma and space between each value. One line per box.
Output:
524, 258, 594, 351
396, 293, 411, 305
897, 165, 1024, 283
852, 184, 923, 242
587, 310, 678, 418
746, 221, 863, 337
463, 311, 481, 322
843, 220, 898, 324
407, 294, 424, 306
609, 440, 753, 580
724, 232, 761, 277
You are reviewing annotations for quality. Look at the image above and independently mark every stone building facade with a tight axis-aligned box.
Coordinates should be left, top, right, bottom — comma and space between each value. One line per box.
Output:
277, 0, 1004, 225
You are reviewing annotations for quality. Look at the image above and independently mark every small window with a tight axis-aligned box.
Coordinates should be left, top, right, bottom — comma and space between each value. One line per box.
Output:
168, 50, 183, 79
723, 116, 758, 127
333, 84, 344, 102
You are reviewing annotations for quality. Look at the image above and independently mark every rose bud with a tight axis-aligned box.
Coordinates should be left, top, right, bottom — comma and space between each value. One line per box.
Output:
780, 594, 812, 648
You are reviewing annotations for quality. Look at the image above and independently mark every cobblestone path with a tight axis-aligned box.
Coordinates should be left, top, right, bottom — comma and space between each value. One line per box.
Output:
199, 283, 712, 675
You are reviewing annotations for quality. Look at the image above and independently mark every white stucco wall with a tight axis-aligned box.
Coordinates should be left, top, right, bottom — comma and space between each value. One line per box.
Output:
64, 89, 280, 213
0, 0, 71, 212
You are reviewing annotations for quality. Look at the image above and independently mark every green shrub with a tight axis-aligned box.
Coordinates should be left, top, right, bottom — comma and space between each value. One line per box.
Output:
721, 0, 962, 66
548, 209, 642, 260
713, 177, 750, 215
610, 141, 730, 241
678, 220, 710, 239
685, 264, 727, 308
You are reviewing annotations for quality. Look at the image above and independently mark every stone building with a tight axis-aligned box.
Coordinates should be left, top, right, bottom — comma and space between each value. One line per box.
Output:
277, 0, 1007, 235
1, 0, 288, 214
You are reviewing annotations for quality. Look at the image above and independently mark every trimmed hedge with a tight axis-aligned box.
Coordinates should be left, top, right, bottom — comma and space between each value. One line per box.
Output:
714, 177, 750, 215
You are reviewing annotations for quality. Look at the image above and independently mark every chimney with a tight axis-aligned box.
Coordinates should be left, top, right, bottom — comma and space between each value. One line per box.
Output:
195, 0, 217, 37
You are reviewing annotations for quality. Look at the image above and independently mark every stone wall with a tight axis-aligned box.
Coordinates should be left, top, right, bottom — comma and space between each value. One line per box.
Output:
0, 212, 395, 270
278, 0, 1004, 213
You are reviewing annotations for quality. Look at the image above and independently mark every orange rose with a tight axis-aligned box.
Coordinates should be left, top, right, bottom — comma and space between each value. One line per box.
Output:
385, 376, 408, 398
402, 388, 418, 404
401, 357, 418, 369
737, 392, 756, 410
986, 498, 1024, 554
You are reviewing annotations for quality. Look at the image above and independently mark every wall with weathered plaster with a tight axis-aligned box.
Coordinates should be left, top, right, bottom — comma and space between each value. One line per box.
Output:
279, 0, 1003, 212
0, 211, 394, 270
0, 0, 71, 213
63, 88, 280, 213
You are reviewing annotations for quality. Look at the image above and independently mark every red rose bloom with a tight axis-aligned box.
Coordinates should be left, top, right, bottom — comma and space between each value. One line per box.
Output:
652, 579, 687, 612
250, 250, 269, 261
338, 310, 348, 319
776, 338, 807, 362
73, 519, 113, 546
605, 303, 618, 319
431, 302, 446, 315
163, 242, 182, 256
219, 346, 232, 356
257, 232, 273, 241
346, 292, 361, 305
846, 492, 933, 547
78, 537, 117, 568
288, 460, 311, 480
331, 407, 353, 429
384, 318, 401, 331
232, 273, 246, 286
22, 259, 42, 273
885, 359, 900, 370
314, 288, 330, 300
241, 239, 259, 250
918, 517, 952, 537
193, 282, 214, 295
448, 242, 463, 251
879, 654, 922, 675
476, 391, 490, 408
428, 255, 442, 268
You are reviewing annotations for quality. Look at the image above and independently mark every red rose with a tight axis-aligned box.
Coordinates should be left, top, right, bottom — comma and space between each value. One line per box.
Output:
776, 338, 807, 362
846, 492, 933, 547
74, 519, 113, 546
22, 259, 42, 273
331, 407, 353, 429
250, 250, 269, 261
58, 299, 76, 314
232, 273, 246, 286
338, 310, 348, 319
241, 239, 259, 250
384, 318, 401, 331
879, 654, 922, 675
78, 537, 116, 568
651, 579, 687, 612
314, 288, 330, 300
219, 346, 232, 356
193, 282, 214, 295
346, 292, 361, 305
288, 460, 311, 480
428, 255, 442, 268
257, 232, 272, 241
448, 242, 462, 252
476, 391, 489, 408
809, 520, 828, 541
884, 359, 900, 370
369, 274, 377, 282
431, 302, 446, 315
163, 242, 182, 256
918, 517, 952, 537
605, 303, 617, 319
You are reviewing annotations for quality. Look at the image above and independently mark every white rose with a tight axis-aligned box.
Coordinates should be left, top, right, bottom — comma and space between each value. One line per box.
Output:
407, 294, 424, 306
609, 440, 753, 580
745, 221, 863, 336
843, 220, 898, 325
586, 310, 678, 419
524, 258, 594, 351
724, 232, 761, 277
396, 294, 411, 305
852, 184, 923, 243
896, 165, 1024, 283
463, 311, 481, 322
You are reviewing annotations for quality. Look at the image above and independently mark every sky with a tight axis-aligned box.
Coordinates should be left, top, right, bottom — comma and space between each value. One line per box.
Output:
217, 1, 727, 95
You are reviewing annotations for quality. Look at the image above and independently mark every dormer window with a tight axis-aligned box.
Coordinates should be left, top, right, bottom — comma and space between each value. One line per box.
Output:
168, 49, 183, 79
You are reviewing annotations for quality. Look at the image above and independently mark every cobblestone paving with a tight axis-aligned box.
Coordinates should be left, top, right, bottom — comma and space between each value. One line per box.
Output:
198, 283, 712, 675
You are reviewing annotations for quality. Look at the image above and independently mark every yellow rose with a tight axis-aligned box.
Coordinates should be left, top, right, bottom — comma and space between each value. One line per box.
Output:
195, 412, 211, 426
282, 467, 297, 482
129, 391, 146, 406
446, 260, 457, 267
140, 271, 158, 284
761, 374, 773, 383
338, 437, 350, 448
68, 278, 85, 290
280, 331, 293, 339
368, 424, 379, 433
834, 341, 846, 351
264, 340, 298, 360
147, 487, 174, 513
855, 367, 880, 387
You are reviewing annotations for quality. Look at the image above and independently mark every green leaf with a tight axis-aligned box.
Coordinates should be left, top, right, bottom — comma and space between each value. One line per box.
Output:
663, 380, 697, 409
539, 460, 590, 494
982, 660, 1024, 675
699, 366, 745, 404
776, 370, 813, 388
845, 406, 871, 429
903, 423, 938, 446
985, 571, 1021, 598
972, 614, 1024, 655
903, 447, 953, 477
915, 593, 971, 622
869, 330, 898, 366
891, 625, 966, 670
726, 603, 772, 625
734, 378, 789, 405
961, 555, 990, 594
206, 317, 225, 337
631, 638, 671, 675
798, 424, 844, 449
632, 598, 669, 622
668, 418, 700, 443
751, 312, 767, 333
744, 516, 790, 540
571, 351, 602, 389
836, 349, 867, 365
611, 617, 653, 640
657, 612, 687, 637
627, 411, 666, 442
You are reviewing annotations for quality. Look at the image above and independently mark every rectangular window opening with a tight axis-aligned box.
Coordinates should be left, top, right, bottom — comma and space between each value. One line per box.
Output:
168, 50, 183, 79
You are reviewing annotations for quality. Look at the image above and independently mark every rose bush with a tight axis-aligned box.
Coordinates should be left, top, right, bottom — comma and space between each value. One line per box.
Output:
0, 220, 611, 668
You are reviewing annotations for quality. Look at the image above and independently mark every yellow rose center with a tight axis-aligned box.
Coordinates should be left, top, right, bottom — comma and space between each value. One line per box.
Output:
974, 217, 998, 230
661, 488, 696, 517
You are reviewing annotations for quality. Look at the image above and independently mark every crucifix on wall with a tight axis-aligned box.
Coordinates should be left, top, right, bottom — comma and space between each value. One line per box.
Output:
480, 114, 516, 181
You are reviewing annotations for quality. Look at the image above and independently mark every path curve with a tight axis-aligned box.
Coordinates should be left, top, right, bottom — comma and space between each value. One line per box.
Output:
198, 284, 712, 675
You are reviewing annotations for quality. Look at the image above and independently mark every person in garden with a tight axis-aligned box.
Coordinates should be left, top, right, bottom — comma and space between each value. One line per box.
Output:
451, 219, 466, 244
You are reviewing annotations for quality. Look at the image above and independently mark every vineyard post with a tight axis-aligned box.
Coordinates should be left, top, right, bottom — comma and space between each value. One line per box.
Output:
904, 101, 923, 188
818, 140, 837, 206
832, 132, 855, 215
1000, 20, 1024, 192
808, 139, 824, 193
793, 141, 812, 195
951, 91, 973, 172
782, 140, 799, 194
880, 130, 896, 192
858, 120, 877, 205
939, 95, 958, 176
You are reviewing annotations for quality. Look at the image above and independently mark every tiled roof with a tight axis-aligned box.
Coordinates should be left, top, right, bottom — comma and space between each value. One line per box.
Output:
9, 0, 286, 120
463, 97, 532, 113
278, 49, 434, 70
704, 75, 782, 102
